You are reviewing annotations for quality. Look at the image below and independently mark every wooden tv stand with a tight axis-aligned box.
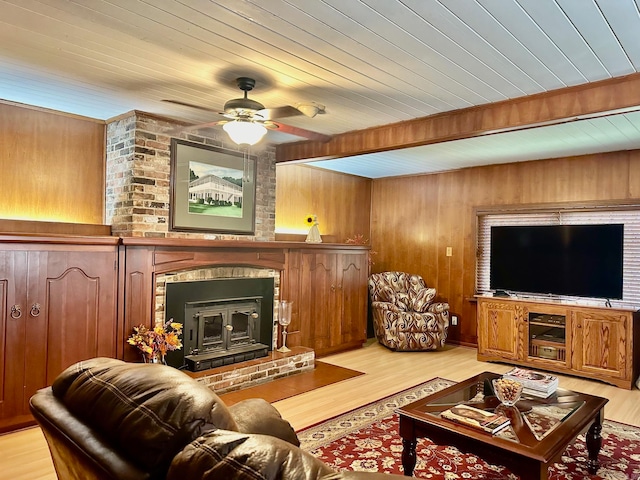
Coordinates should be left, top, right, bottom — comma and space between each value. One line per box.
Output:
476, 295, 639, 389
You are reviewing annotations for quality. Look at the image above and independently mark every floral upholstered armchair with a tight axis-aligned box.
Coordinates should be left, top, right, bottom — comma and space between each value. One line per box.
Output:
368, 271, 450, 351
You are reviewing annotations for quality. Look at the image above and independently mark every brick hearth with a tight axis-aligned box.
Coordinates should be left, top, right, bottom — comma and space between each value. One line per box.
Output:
186, 347, 314, 394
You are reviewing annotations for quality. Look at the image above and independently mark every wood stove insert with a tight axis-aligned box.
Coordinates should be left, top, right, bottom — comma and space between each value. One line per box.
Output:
164, 277, 274, 371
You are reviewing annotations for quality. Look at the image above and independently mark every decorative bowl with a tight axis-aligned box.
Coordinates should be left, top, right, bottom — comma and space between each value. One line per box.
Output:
492, 378, 523, 406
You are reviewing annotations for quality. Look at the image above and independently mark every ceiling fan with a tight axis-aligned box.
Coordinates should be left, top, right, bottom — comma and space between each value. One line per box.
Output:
164, 77, 331, 145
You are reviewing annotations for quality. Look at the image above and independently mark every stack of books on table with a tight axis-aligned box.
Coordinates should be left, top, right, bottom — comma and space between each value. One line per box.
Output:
441, 404, 511, 434
502, 367, 559, 398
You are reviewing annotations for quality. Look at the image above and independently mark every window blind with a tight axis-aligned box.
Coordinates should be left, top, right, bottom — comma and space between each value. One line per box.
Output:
476, 210, 640, 310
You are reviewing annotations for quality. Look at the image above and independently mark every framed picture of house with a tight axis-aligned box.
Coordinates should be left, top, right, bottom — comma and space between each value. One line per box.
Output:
169, 139, 257, 234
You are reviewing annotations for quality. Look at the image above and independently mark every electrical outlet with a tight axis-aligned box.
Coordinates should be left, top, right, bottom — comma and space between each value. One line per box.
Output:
451, 315, 458, 326
446, 246, 452, 257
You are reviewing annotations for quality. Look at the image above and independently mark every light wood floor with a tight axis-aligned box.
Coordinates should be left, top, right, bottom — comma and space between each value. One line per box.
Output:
3, 342, 639, 480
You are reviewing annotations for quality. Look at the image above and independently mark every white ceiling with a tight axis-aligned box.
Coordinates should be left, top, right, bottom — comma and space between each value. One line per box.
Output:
312, 110, 640, 177
1, 0, 640, 178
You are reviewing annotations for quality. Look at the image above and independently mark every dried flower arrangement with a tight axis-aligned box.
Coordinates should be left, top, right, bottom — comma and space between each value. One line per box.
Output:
345, 234, 377, 265
127, 319, 183, 362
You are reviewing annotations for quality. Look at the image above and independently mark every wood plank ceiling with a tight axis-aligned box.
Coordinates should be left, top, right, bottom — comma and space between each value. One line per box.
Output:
1, 0, 639, 178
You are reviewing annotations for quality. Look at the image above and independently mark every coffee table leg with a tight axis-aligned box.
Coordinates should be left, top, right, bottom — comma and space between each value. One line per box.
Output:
402, 438, 417, 476
585, 413, 603, 474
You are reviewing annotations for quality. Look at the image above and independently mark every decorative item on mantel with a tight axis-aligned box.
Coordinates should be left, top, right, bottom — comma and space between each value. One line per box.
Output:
277, 300, 293, 353
305, 214, 322, 243
127, 319, 183, 364
345, 234, 377, 266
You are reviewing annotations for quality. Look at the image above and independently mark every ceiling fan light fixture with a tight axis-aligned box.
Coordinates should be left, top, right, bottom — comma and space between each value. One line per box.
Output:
223, 120, 267, 145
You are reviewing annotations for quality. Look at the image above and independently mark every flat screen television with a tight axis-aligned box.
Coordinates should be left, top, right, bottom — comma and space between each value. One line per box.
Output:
490, 224, 624, 300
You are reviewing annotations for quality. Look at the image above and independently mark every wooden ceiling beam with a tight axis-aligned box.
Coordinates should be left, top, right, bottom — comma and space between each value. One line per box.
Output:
275, 72, 640, 163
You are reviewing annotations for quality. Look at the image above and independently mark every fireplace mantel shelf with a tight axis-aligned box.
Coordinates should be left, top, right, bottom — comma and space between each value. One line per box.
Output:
120, 237, 370, 250
0, 233, 371, 251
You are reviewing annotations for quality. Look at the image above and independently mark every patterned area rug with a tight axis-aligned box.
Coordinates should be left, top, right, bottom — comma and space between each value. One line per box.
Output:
298, 378, 640, 479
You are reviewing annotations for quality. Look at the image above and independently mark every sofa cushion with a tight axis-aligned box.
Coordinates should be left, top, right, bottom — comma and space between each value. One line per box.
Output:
376, 285, 396, 303
52, 357, 238, 476
411, 287, 437, 313
168, 430, 403, 480
406, 274, 428, 295
167, 430, 334, 480
392, 292, 411, 311
228, 398, 300, 446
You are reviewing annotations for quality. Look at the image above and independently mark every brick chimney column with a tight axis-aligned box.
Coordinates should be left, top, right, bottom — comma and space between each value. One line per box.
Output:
105, 111, 276, 240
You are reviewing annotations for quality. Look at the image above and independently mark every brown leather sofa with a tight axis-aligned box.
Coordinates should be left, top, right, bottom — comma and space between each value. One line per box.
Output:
29, 357, 404, 479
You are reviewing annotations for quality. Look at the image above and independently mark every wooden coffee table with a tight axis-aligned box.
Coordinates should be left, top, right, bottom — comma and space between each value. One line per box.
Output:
397, 372, 607, 479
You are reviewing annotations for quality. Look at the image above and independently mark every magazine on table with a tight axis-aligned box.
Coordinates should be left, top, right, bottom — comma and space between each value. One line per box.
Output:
523, 387, 555, 398
503, 367, 559, 393
441, 404, 511, 434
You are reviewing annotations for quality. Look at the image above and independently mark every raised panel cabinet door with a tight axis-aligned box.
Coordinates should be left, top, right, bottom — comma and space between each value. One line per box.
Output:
0, 250, 30, 426
337, 252, 368, 347
23, 251, 49, 417
121, 246, 155, 362
300, 251, 338, 355
292, 251, 320, 350
280, 250, 304, 349
290, 250, 317, 350
477, 300, 523, 361
44, 248, 118, 385
571, 310, 629, 380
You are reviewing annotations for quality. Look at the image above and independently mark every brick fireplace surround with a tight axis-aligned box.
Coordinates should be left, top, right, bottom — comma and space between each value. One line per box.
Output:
105, 111, 313, 393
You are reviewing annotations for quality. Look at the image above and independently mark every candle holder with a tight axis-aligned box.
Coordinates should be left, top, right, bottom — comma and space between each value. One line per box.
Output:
277, 300, 293, 353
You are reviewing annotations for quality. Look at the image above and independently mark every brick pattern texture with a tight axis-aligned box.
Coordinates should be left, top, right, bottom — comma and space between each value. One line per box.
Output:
195, 349, 315, 394
105, 111, 276, 240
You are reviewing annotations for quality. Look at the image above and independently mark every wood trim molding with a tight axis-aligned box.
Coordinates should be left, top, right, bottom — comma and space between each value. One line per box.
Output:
0, 99, 105, 123
474, 198, 640, 216
276, 72, 640, 163
105, 109, 194, 125
0, 220, 112, 237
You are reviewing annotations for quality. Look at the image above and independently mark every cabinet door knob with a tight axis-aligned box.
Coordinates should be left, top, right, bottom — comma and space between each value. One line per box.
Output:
30, 303, 41, 317
10, 305, 22, 319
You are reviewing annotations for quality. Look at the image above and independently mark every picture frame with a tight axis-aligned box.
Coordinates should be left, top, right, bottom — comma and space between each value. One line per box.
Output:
170, 139, 257, 234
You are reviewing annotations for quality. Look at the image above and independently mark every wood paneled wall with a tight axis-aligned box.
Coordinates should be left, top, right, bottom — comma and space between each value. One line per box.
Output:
371, 149, 640, 346
275, 164, 372, 244
0, 102, 105, 225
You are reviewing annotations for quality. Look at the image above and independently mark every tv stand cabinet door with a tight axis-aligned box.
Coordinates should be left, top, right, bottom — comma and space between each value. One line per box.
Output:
570, 309, 631, 383
477, 299, 525, 361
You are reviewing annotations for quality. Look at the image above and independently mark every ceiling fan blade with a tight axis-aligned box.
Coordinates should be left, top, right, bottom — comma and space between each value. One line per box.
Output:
271, 121, 331, 143
185, 120, 227, 130
162, 99, 222, 114
256, 105, 303, 120
168, 120, 227, 136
